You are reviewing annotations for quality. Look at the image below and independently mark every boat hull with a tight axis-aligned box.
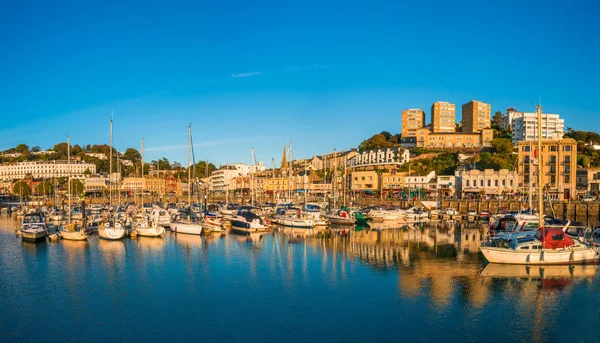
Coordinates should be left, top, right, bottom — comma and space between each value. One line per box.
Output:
98, 227, 126, 240
59, 230, 88, 241
21, 230, 48, 242
230, 220, 266, 233
136, 226, 165, 237
170, 222, 203, 235
325, 216, 354, 226
274, 217, 313, 228
480, 246, 600, 265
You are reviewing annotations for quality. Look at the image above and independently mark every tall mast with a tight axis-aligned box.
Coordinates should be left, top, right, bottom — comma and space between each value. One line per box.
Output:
333, 149, 337, 210
67, 135, 71, 220
343, 151, 347, 207
251, 146, 256, 206
141, 137, 144, 211
109, 115, 113, 208
188, 125, 191, 206
528, 140, 533, 213
537, 104, 544, 228
117, 150, 121, 209
289, 140, 293, 201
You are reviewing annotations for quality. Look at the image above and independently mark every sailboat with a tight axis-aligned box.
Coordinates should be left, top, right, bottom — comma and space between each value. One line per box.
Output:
99, 116, 126, 240
480, 105, 599, 265
57, 135, 88, 241
133, 137, 165, 237
169, 125, 203, 235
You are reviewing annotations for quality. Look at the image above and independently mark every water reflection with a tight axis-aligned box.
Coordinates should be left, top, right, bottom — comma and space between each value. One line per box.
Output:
1, 217, 599, 342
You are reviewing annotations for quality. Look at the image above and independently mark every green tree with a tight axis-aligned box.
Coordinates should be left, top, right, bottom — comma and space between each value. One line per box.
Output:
13, 181, 32, 196
31, 146, 41, 152
15, 144, 29, 154
70, 179, 85, 195
84, 168, 92, 175
491, 138, 514, 154
35, 181, 53, 195
123, 148, 141, 162
492, 111, 503, 129
358, 133, 397, 151
577, 155, 590, 168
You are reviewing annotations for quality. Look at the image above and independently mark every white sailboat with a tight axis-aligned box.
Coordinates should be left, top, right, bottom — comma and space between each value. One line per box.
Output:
480, 105, 599, 265
57, 135, 88, 241
133, 137, 165, 238
169, 125, 203, 235
99, 116, 126, 240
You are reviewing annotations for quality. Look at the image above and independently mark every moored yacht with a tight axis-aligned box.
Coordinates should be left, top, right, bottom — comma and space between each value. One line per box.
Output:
19, 213, 48, 242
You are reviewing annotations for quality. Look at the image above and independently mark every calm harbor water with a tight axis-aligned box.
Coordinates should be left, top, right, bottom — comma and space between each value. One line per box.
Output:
1, 217, 599, 342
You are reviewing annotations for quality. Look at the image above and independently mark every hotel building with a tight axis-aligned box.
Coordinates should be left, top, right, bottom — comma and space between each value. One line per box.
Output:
431, 102, 456, 133
401, 109, 426, 138
510, 111, 564, 145
0, 161, 97, 181
461, 100, 491, 133
517, 138, 577, 200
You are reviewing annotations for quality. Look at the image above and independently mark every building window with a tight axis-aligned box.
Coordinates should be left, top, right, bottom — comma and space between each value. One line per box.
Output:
480, 180, 484, 187
564, 175, 570, 184
550, 146, 557, 152
564, 146, 572, 152
466, 180, 470, 187
495, 180, 498, 187
550, 175, 556, 185
565, 156, 571, 163
550, 155, 556, 163
523, 146, 531, 152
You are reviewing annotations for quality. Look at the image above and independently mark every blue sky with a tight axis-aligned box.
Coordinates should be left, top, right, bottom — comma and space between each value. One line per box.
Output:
1, 0, 599, 166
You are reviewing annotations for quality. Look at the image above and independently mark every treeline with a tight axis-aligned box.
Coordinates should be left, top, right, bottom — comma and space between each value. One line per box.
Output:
564, 129, 600, 167
1, 143, 217, 178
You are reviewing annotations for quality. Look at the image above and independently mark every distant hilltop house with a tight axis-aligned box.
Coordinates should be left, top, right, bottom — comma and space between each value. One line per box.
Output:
0, 160, 97, 181
1, 152, 21, 158
31, 150, 54, 156
349, 147, 410, 169
85, 152, 107, 160
121, 159, 134, 167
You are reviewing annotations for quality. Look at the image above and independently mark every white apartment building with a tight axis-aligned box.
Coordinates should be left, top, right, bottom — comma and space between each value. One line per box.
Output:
0, 161, 97, 181
505, 110, 564, 145
455, 169, 518, 198
404, 171, 436, 191
349, 147, 410, 168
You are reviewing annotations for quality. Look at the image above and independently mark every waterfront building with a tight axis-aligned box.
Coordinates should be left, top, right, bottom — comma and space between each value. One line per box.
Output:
84, 176, 108, 194
509, 111, 564, 145
351, 170, 379, 194
381, 171, 408, 197
461, 100, 491, 133
349, 147, 410, 168
209, 164, 253, 194
576, 167, 600, 195
431, 175, 456, 197
0, 160, 97, 181
455, 169, 517, 199
517, 138, 577, 200
431, 101, 456, 133
414, 128, 493, 149
121, 177, 144, 194
402, 108, 426, 138
403, 171, 436, 194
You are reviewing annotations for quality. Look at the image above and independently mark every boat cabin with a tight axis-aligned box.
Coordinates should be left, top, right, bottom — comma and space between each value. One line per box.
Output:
535, 227, 575, 249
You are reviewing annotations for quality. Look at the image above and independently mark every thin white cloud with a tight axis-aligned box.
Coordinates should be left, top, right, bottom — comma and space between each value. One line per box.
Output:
285, 64, 328, 71
231, 71, 262, 78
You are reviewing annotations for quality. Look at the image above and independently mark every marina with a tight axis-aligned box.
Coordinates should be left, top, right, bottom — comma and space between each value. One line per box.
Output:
1, 213, 600, 342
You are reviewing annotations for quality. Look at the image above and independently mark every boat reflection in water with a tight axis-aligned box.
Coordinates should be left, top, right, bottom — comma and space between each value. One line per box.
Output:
481, 264, 597, 285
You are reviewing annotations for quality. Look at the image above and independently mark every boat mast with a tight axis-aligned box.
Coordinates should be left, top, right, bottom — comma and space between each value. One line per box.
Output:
67, 135, 71, 221
333, 148, 337, 210
343, 151, 346, 207
536, 104, 544, 228
528, 139, 532, 213
188, 125, 191, 207
289, 140, 293, 202
109, 115, 113, 210
251, 146, 255, 206
141, 137, 144, 212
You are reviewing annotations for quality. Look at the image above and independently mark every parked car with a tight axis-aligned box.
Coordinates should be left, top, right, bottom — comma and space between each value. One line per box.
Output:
582, 195, 596, 202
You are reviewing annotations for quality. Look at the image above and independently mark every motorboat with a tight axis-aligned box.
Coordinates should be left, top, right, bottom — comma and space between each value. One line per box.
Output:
230, 207, 268, 233
169, 212, 203, 235
19, 213, 48, 242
